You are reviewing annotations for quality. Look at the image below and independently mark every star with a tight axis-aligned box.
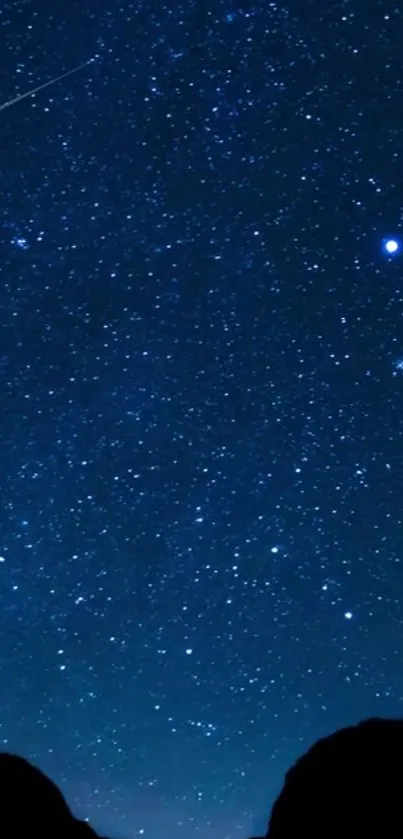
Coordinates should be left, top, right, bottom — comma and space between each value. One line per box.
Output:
382, 237, 401, 256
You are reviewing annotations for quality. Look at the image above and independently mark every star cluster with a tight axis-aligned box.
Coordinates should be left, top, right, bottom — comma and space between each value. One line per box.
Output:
1, 1, 403, 838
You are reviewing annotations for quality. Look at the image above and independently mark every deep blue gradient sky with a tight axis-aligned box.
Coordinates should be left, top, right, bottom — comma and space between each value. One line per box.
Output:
1, 1, 403, 837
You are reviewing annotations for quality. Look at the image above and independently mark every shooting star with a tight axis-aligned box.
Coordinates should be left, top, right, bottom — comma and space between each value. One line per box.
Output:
0, 58, 94, 112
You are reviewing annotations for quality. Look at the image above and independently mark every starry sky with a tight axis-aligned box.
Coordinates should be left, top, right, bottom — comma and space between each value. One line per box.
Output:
1, 0, 403, 837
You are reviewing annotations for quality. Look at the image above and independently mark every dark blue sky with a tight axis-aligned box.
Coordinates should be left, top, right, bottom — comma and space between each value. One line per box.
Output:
1, 1, 403, 837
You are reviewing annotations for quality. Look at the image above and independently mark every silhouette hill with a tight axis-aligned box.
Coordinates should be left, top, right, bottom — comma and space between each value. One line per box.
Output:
250, 717, 403, 837
0, 752, 100, 837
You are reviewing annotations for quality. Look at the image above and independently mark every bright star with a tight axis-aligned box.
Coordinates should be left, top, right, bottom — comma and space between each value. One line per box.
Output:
392, 358, 403, 375
382, 237, 401, 256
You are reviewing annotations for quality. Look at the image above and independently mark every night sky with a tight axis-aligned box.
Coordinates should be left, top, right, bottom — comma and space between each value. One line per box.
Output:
1, 1, 403, 837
